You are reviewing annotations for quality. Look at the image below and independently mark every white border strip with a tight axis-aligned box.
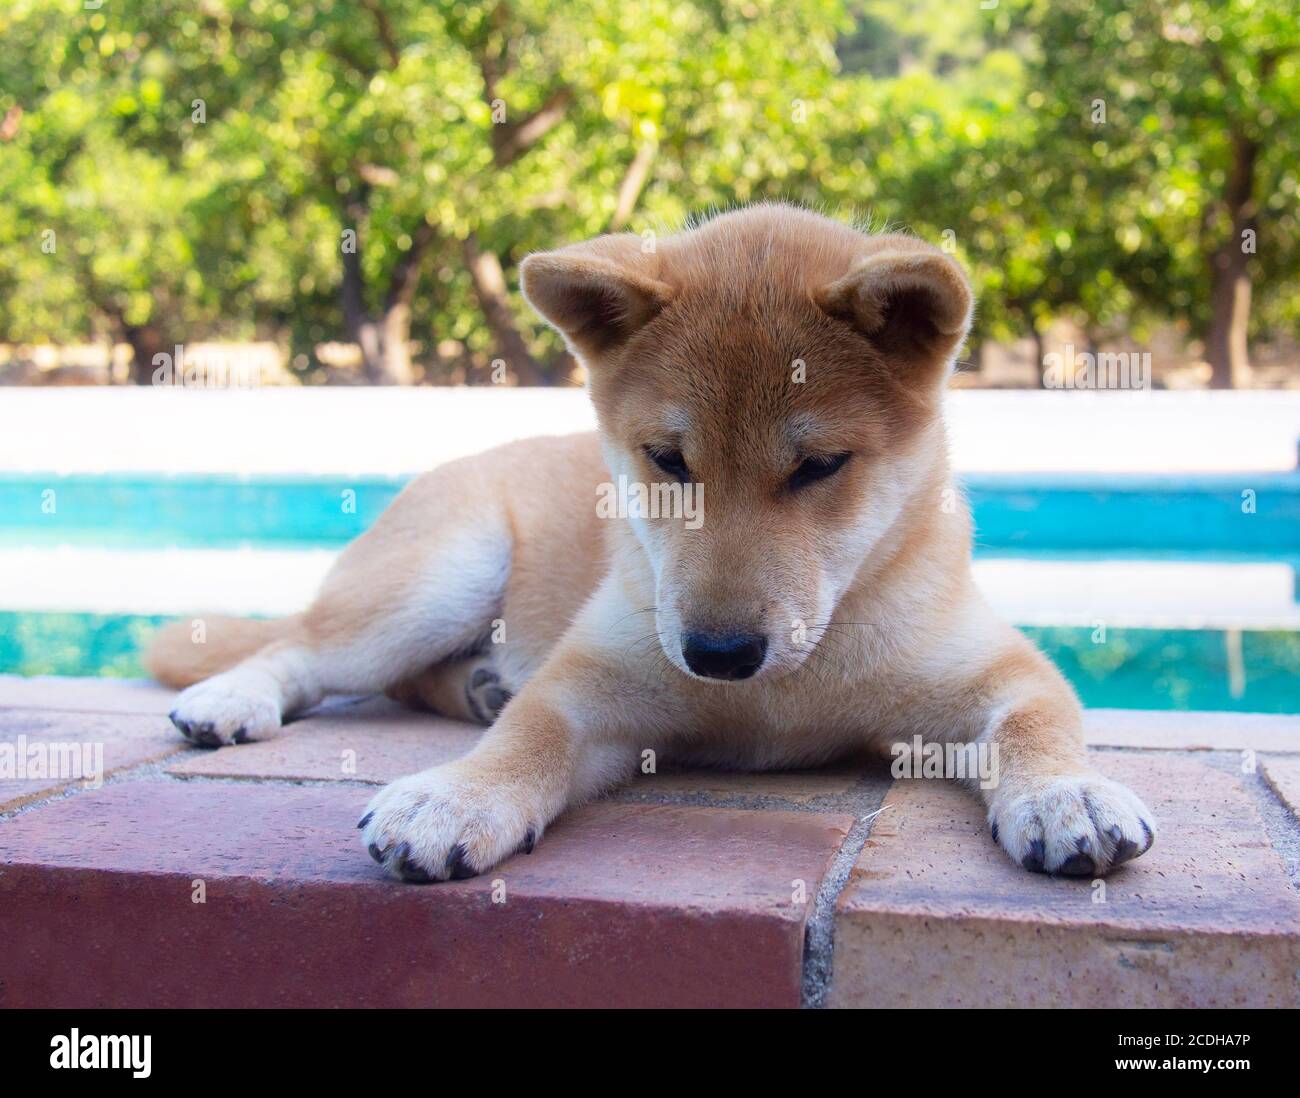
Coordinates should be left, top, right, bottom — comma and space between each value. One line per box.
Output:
0, 547, 1295, 630
1, 389, 1296, 476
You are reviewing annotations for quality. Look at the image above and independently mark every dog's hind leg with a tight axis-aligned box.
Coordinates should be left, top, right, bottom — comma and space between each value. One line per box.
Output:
387, 651, 512, 725
164, 472, 512, 748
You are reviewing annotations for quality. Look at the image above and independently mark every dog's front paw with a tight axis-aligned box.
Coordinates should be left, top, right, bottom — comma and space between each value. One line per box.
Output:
990, 773, 1156, 877
169, 672, 282, 748
358, 764, 543, 883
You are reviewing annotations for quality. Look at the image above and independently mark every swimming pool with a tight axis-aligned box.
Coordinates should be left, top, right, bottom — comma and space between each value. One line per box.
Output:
1, 472, 1297, 711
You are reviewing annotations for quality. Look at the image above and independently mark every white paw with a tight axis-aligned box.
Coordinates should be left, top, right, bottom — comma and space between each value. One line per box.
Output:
990, 773, 1156, 877
169, 672, 282, 748
358, 764, 542, 883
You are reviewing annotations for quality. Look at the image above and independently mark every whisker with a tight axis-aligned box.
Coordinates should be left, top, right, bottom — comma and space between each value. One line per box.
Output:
610, 606, 660, 630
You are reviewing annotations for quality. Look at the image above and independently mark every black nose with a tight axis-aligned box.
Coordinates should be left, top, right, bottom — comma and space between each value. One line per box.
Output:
681, 631, 768, 680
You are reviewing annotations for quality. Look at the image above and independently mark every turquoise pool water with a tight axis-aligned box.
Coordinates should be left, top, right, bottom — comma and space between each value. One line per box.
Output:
2, 471, 1297, 551
1, 472, 1298, 711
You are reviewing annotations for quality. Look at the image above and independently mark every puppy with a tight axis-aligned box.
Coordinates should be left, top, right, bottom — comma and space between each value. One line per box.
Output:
148, 204, 1156, 882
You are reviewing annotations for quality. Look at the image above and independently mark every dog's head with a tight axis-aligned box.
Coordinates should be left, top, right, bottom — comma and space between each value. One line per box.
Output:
521, 204, 972, 682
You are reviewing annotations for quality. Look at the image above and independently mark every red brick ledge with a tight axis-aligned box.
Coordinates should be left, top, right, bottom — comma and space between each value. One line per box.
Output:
1, 679, 1298, 1008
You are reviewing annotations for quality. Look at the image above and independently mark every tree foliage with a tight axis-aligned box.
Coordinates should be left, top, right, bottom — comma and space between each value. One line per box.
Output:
1, 0, 1295, 384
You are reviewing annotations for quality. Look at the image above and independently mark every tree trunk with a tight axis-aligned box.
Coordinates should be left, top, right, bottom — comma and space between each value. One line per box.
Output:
339, 185, 393, 383
375, 304, 413, 385
492, 88, 573, 167
1031, 320, 1048, 390
463, 233, 546, 385
338, 184, 441, 385
378, 221, 437, 385
610, 142, 656, 231
124, 323, 172, 385
341, 249, 388, 383
1205, 133, 1257, 390
102, 327, 120, 385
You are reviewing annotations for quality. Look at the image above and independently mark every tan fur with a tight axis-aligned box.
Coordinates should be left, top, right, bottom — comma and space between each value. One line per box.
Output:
146, 615, 301, 688
152, 203, 1156, 882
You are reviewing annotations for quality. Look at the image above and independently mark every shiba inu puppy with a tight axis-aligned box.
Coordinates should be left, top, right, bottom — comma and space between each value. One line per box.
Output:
148, 204, 1156, 883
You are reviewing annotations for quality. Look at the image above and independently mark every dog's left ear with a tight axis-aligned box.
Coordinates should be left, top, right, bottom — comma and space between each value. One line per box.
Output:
520, 236, 674, 358
815, 239, 973, 382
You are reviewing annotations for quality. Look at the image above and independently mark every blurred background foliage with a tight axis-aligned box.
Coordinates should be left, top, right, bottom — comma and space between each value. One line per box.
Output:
1, 0, 1296, 386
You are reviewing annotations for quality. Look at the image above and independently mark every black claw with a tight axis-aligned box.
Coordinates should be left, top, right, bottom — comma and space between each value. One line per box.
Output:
1108, 824, 1140, 866
1058, 852, 1096, 877
182, 720, 220, 748
391, 845, 434, 883
357, 811, 374, 830
368, 841, 387, 864
521, 827, 537, 855
1139, 818, 1155, 853
1021, 838, 1046, 873
400, 862, 434, 884
446, 843, 478, 880
232, 726, 249, 744
990, 821, 999, 844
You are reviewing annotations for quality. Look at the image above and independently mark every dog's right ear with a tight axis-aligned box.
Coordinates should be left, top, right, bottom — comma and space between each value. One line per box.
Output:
520, 236, 674, 357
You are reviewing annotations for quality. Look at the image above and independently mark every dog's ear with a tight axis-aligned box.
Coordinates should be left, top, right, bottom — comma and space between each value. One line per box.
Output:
520, 236, 674, 357
815, 239, 972, 382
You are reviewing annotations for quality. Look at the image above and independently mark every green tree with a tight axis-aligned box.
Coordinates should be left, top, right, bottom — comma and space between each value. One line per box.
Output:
1, 0, 855, 384
1011, 0, 1300, 387
4, 0, 1295, 389
0, 2, 246, 380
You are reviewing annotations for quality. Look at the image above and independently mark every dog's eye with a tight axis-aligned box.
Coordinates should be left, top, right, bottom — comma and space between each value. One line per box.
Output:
789, 451, 852, 491
646, 446, 691, 483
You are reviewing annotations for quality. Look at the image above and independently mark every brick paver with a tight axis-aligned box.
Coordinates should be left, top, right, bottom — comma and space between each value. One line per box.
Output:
0, 779, 852, 1007
630, 765, 862, 802
0, 674, 175, 716
168, 698, 482, 784
169, 694, 869, 802
1261, 756, 1300, 820
0, 707, 184, 811
830, 753, 1300, 1008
